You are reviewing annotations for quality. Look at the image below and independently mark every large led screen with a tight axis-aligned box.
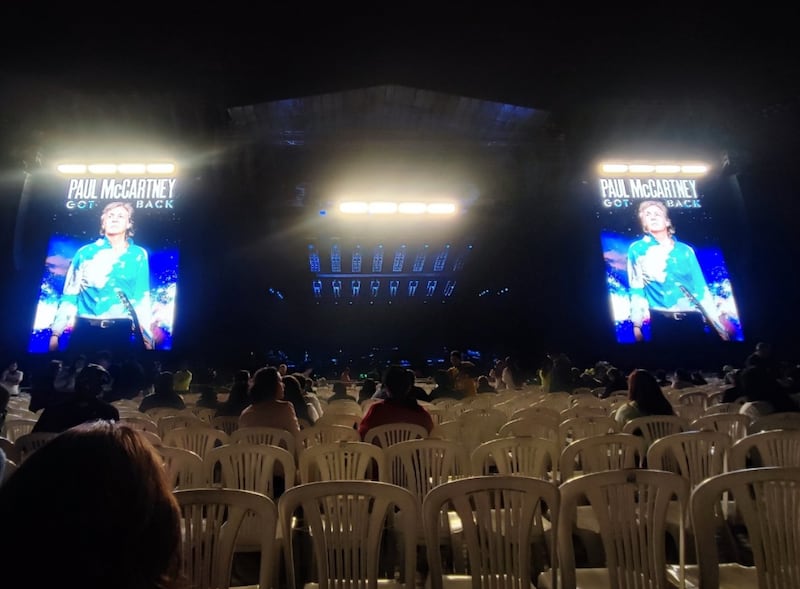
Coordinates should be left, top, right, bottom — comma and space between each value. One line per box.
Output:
597, 172, 744, 344
28, 171, 180, 354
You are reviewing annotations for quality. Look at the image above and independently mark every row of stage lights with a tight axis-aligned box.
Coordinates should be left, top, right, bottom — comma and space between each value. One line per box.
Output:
56, 163, 177, 175
337, 201, 458, 215
598, 162, 709, 175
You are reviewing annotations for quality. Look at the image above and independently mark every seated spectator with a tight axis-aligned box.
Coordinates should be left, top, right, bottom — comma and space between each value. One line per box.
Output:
194, 385, 220, 411
614, 369, 675, 428
1, 360, 24, 397
654, 368, 672, 388
293, 373, 324, 419
138, 371, 186, 413
358, 365, 434, 440
600, 366, 628, 398
690, 371, 708, 385
0, 421, 182, 589
476, 375, 497, 393
671, 368, 695, 390
407, 369, 430, 402
328, 381, 356, 402
239, 366, 300, 435
721, 368, 746, 403
33, 364, 120, 434
215, 369, 251, 418
282, 373, 317, 425
357, 378, 378, 403
428, 369, 461, 401
739, 362, 798, 414
172, 364, 192, 393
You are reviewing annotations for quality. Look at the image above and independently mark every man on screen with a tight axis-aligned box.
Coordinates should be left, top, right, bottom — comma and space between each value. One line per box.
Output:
49, 202, 153, 354
627, 199, 732, 342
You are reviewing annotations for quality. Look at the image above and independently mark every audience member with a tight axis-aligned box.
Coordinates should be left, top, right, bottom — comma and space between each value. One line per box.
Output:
600, 366, 628, 398
172, 363, 192, 393
614, 368, 674, 427
358, 364, 435, 440
671, 368, 695, 390
407, 369, 430, 401
239, 366, 300, 435
501, 356, 524, 390
448, 350, 477, 398
0, 421, 183, 589
215, 369, 251, 417
1, 360, 24, 397
33, 363, 120, 434
654, 368, 672, 388
428, 369, 461, 401
293, 372, 324, 418
328, 381, 356, 402
357, 377, 378, 403
282, 373, 317, 425
476, 375, 497, 393
138, 371, 186, 413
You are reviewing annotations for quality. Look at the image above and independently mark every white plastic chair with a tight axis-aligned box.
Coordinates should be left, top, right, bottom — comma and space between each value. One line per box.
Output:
621, 415, 690, 450
498, 416, 559, 442
748, 411, 800, 434
230, 426, 297, 457
298, 440, 386, 483
424, 474, 560, 589
677, 467, 800, 588
211, 415, 241, 436
729, 429, 800, 470
363, 422, 428, 448
295, 424, 360, 450
542, 469, 689, 589
174, 488, 277, 589
162, 425, 229, 460
14, 432, 58, 462
558, 415, 618, 448
157, 445, 205, 489
1, 418, 37, 442
690, 413, 750, 444
471, 435, 558, 480
278, 480, 418, 589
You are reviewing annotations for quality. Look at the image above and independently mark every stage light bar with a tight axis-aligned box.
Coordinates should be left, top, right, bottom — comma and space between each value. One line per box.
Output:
598, 161, 710, 176
56, 162, 177, 175
338, 201, 459, 216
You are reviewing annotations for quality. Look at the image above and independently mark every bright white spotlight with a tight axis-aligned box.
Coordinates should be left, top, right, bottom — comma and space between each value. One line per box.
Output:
600, 163, 628, 173
117, 163, 147, 174
368, 202, 398, 214
427, 203, 457, 215
87, 163, 117, 174
146, 163, 176, 174
339, 201, 369, 214
681, 164, 709, 174
398, 202, 427, 214
654, 164, 681, 174
56, 164, 87, 174
628, 164, 655, 174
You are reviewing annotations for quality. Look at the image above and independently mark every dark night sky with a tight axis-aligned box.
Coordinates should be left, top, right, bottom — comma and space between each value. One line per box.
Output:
1, 11, 798, 370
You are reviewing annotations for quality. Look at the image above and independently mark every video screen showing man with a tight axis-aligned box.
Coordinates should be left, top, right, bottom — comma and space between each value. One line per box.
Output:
48, 202, 153, 355
627, 200, 734, 342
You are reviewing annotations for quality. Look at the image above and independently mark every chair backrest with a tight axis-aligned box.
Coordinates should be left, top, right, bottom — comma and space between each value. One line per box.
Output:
510, 405, 561, 424
704, 401, 744, 415
14, 432, 58, 461
322, 399, 363, 416
498, 416, 559, 442
229, 426, 297, 456
174, 488, 277, 589
621, 415, 690, 447
646, 430, 731, 489
156, 445, 204, 489
0, 436, 21, 465
298, 441, 386, 483
1, 418, 37, 442
278, 480, 418, 589
384, 438, 471, 503
558, 469, 690, 589
143, 406, 182, 421
157, 413, 207, 438
205, 442, 296, 496
428, 420, 463, 442
729, 429, 800, 470
296, 423, 360, 449
423, 475, 560, 589
210, 415, 240, 436
162, 426, 229, 459
559, 433, 646, 482
559, 405, 608, 421
363, 422, 428, 448
691, 467, 800, 589
455, 408, 507, 451
118, 415, 159, 434
748, 412, 800, 434
558, 415, 619, 447
471, 435, 558, 481
690, 412, 750, 444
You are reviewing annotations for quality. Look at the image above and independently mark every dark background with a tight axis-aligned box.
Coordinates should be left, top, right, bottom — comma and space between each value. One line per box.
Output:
1, 11, 797, 376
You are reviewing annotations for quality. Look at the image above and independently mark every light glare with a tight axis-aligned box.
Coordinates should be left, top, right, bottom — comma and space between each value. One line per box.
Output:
398, 202, 427, 214
628, 164, 655, 174
369, 202, 398, 214
601, 164, 628, 173
654, 164, 681, 174
147, 163, 176, 174
339, 202, 369, 214
427, 203, 457, 215
117, 163, 147, 174
682, 164, 708, 174
87, 163, 117, 174
56, 164, 87, 174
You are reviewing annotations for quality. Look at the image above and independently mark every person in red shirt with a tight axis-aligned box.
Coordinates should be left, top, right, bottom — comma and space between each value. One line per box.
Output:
358, 365, 434, 440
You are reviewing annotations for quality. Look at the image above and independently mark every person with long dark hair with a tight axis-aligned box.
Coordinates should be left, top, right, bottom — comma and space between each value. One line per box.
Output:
614, 368, 674, 427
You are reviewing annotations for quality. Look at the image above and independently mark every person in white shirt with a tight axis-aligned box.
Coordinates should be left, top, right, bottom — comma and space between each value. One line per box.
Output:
1, 361, 24, 397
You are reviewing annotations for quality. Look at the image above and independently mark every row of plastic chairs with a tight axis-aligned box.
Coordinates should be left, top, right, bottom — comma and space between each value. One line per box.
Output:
173, 466, 800, 589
